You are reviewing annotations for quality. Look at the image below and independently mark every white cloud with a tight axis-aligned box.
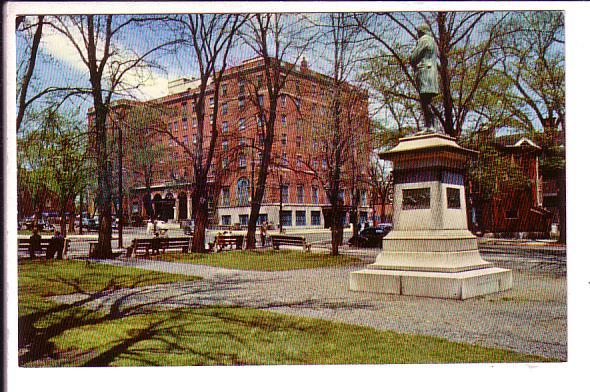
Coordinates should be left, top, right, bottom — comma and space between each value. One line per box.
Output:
40, 17, 171, 101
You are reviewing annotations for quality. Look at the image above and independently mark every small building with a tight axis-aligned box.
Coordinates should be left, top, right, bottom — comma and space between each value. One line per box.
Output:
468, 135, 553, 238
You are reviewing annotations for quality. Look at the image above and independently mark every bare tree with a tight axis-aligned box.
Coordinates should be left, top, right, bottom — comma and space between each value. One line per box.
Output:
47, 15, 177, 257
158, 14, 245, 252
240, 13, 315, 249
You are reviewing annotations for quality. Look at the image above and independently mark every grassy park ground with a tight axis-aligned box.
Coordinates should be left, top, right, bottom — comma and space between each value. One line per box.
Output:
158, 249, 362, 271
18, 254, 556, 366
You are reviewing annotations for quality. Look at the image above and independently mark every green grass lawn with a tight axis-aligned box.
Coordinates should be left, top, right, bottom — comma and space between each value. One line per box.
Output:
158, 249, 363, 271
18, 258, 556, 366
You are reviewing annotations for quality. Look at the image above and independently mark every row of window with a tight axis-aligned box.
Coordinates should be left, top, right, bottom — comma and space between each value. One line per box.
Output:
220, 211, 322, 227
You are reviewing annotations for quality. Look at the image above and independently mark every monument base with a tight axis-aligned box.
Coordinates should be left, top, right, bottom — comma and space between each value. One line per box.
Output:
349, 267, 512, 300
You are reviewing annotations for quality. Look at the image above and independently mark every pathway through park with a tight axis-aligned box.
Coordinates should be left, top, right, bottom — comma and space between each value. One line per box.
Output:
54, 256, 567, 361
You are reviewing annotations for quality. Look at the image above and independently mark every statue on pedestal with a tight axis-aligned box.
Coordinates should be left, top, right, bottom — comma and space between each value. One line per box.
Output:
410, 24, 440, 134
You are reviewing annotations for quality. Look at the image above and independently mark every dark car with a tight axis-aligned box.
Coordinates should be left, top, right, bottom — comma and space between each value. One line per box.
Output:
348, 227, 388, 248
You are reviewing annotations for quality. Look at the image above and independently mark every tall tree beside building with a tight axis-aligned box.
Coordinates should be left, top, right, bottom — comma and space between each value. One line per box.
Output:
497, 11, 565, 242
48, 15, 176, 257
241, 13, 314, 249
165, 14, 244, 252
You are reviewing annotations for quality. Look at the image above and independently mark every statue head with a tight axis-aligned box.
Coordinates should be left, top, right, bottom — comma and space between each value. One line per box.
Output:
417, 24, 430, 37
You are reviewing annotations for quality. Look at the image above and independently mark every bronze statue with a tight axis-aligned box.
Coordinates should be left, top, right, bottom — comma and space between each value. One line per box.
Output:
410, 24, 440, 133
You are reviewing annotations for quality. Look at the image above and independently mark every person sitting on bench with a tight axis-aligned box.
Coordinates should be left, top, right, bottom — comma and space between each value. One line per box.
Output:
29, 228, 42, 258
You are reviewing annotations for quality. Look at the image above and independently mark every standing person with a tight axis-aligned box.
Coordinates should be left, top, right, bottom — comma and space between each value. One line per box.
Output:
46, 229, 65, 260
260, 221, 268, 248
29, 228, 41, 259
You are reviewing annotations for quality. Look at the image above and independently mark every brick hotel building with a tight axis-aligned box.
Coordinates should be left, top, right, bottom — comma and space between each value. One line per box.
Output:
94, 56, 372, 229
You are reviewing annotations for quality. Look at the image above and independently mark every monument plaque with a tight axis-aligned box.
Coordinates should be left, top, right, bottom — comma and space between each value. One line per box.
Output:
446, 187, 461, 209
402, 188, 430, 210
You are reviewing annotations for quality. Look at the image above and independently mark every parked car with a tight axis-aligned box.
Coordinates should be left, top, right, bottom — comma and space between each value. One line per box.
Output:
348, 227, 388, 248
84, 217, 100, 231
22, 216, 53, 231
376, 223, 393, 233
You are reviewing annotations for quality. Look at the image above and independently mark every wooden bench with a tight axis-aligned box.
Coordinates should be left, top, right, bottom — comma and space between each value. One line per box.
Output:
125, 237, 192, 257
160, 237, 191, 253
270, 235, 311, 251
126, 238, 157, 257
215, 235, 244, 251
18, 237, 70, 259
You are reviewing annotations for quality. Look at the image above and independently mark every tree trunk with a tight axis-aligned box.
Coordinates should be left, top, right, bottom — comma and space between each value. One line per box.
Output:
437, 12, 455, 137
191, 189, 208, 253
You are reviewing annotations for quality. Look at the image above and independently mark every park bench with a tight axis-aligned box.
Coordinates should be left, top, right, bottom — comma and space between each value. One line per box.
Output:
270, 235, 311, 251
126, 238, 157, 257
215, 235, 244, 251
160, 237, 191, 253
18, 237, 70, 259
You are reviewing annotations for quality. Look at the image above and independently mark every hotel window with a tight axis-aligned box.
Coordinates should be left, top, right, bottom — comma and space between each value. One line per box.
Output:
183, 135, 188, 145
258, 132, 264, 145
222, 157, 229, 169
295, 98, 301, 111
258, 94, 264, 106
282, 115, 287, 127
360, 189, 367, 207
296, 154, 302, 168
168, 123, 173, 132
312, 159, 318, 169
239, 97, 245, 109
280, 211, 292, 227
182, 102, 188, 117
296, 211, 306, 226
282, 152, 288, 165
295, 80, 300, 95
209, 97, 214, 107
338, 190, 345, 202
192, 134, 197, 144
222, 121, 229, 133
238, 80, 245, 95
238, 155, 247, 168
322, 159, 327, 169
281, 94, 286, 108
257, 115, 263, 127
296, 119, 303, 131
174, 122, 179, 131
168, 138, 174, 147
236, 177, 250, 206
280, 185, 289, 203
257, 74, 263, 88
192, 100, 197, 113
239, 137, 246, 147
312, 138, 318, 150
222, 84, 228, 97
221, 187, 230, 207
192, 116, 197, 128
239, 118, 246, 130
222, 102, 228, 115
209, 114, 213, 124
281, 133, 287, 146
221, 215, 231, 225
222, 139, 228, 151
182, 118, 188, 130
311, 210, 321, 226
312, 186, 319, 205
297, 184, 304, 204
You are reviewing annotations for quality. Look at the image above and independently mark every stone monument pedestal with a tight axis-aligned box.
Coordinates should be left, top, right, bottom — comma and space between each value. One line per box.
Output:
349, 133, 512, 300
